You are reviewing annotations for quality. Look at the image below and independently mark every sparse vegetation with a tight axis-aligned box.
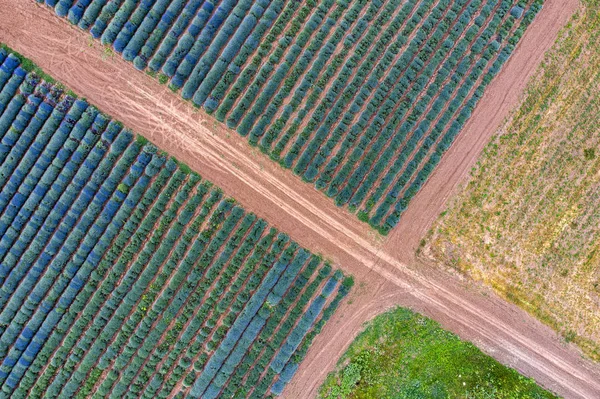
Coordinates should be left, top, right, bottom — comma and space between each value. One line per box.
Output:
424, 0, 600, 361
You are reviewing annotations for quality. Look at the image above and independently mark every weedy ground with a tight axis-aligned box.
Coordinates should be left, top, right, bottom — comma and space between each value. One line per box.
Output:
422, 0, 600, 361
318, 307, 556, 399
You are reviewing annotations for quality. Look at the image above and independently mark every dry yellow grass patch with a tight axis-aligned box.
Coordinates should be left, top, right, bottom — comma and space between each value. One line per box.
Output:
423, 1, 600, 361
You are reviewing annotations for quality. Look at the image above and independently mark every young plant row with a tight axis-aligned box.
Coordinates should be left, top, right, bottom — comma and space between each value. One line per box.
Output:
0, 49, 351, 398
41, 0, 544, 233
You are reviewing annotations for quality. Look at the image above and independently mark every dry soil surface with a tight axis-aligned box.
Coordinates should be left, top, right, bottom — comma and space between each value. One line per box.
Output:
1, 1, 599, 398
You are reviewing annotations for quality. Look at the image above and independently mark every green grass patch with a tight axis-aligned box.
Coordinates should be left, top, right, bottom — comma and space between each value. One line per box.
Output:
171, 157, 199, 177
158, 73, 169, 85
319, 307, 557, 399
136, 135, 149, 146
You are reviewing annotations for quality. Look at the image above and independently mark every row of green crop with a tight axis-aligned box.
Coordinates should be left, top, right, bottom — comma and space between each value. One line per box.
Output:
0, 47, 350, 398
368, 1, 541, 234
43, 0, 545, 233
340, 0, 511, 228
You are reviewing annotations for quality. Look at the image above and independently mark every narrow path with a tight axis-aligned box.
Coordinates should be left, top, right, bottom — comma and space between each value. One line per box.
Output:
1, 1, 598, 398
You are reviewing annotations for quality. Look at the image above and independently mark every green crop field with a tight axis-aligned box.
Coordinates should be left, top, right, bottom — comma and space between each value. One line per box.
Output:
1, 0, 594, 397
41, 0, 542, 234
0, 46, 351, 398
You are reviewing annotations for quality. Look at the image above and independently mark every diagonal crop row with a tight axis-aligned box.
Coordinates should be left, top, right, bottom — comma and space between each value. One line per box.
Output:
0, 48, 351, 398
40, 0, 544, 233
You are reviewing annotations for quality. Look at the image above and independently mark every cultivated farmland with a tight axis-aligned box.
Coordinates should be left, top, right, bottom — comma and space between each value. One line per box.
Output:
41, 0, 542, 234
0, 49, 350, 398
2, 0, 600, 398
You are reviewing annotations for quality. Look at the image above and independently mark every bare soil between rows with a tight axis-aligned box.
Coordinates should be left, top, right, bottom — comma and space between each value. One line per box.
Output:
1, 1, 599, 398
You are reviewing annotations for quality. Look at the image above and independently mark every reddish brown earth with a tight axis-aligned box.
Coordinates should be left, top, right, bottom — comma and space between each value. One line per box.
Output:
1, 1, 599, 398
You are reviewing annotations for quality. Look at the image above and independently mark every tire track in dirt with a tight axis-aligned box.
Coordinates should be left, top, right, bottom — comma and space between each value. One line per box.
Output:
1, 1, 599, 398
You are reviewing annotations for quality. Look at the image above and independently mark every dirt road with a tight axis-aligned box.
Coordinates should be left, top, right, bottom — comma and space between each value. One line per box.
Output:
1, 1, 599, 398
